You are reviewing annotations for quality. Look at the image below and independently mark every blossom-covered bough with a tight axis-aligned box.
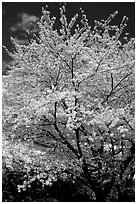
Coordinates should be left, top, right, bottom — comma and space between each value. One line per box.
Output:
3, 5, 135, 201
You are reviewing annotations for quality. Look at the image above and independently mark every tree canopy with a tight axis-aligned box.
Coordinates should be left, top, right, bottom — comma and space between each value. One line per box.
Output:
3, 5, 135, 202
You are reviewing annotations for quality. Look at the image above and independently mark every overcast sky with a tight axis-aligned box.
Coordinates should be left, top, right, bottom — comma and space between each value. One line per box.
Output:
2, 2, 135, 62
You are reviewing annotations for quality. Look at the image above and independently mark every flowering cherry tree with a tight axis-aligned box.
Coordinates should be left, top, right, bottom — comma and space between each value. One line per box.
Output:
3, 5, 135, 201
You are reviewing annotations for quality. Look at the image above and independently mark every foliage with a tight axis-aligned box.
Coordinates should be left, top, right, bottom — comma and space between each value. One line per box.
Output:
3, 5, 135, 201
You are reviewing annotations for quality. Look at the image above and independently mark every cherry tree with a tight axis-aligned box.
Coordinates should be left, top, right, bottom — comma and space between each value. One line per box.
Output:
3, 5, 135, 201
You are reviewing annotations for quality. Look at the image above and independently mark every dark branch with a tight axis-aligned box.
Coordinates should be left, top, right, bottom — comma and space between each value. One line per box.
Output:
102, 72, 132, 104
75, 128, 83, 158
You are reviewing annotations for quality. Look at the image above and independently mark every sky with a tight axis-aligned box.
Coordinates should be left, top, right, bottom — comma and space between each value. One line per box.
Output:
2, 2, 135, 62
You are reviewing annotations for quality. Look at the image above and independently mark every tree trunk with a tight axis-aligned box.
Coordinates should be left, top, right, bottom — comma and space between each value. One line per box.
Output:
82, 159, 106, 202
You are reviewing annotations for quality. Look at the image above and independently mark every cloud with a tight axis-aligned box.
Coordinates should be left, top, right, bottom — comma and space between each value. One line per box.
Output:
13, 37, 28, 45
10, 12, 39, 33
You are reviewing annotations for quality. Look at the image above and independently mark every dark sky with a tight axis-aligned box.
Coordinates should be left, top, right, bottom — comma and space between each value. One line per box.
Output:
2, 2, 135, 62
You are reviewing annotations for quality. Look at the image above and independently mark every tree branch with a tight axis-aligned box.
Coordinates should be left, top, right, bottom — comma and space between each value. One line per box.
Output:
120, 142, 135, 179
123, 116, 134, 131
75, 128, 83, 158
52, 102, 80, 158
78, 56, 104, 85
102, 72, 132, 104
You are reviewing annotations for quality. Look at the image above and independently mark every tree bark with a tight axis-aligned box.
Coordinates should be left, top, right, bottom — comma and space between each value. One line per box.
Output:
82, 159, 106, 202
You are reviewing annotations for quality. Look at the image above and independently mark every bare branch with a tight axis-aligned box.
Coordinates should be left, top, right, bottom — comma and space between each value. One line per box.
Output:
102, 71, 132, 104
75, 128, 83, 158
123, 117, 134, 131
110, 73, 114, 90
33, 141, 55, 148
